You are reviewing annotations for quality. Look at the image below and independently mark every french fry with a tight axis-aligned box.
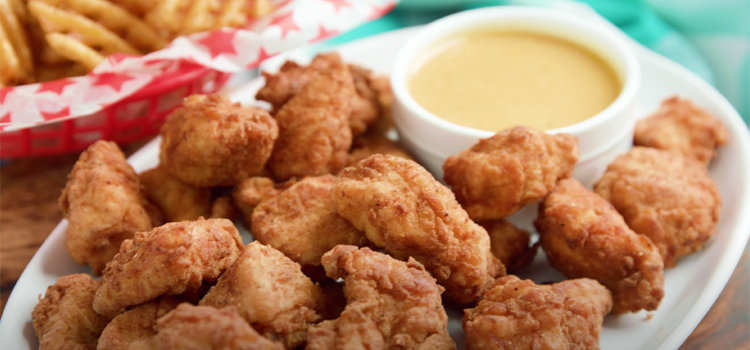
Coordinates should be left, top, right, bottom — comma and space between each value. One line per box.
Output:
0, 0, 34, 85
248, 0, 274, 18
44, 33, 104, 71
34, 62, 88, 82
108, 0, 158, 17
147, 0, 275, 39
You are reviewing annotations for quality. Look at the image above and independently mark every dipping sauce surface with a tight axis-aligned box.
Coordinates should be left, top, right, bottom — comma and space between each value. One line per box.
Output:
408, 31, 621, 131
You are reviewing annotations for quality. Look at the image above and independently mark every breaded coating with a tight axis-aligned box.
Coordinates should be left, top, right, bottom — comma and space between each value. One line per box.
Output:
346, 131, 413, 167
251, 175, 367, 266
634, 96, 728, 165
128, 304, 284, 350
463, 276, 612, 350
160, 94, 279, 187
32, 274, 112, 350
233, 177, 292, 230
306, 246, 456, 350
199, 242, 327, 349
367, 74, 395, 133
59, 140, 160, 275
481, 219, 538, 273
256, 53, 340, 111
331, 155, 505, 304
210, 196, 238, 222
93, 218, 244, 317
139, 166, 212, 222
349, 64, 384, 136
98, 297, 182, 350
535, 178, 665, 314
594, 147, 722, 267
443, 126, 579, 221
267, 57, 354, 180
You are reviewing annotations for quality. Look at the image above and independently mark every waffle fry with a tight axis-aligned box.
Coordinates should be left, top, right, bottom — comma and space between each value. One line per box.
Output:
0, 0, 34, 85
146, 0, 275, 39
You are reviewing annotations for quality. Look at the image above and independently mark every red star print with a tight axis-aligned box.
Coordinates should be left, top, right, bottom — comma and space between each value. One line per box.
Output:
312, 25, 339, 43
368, 2, 395, 20
249, 47, 276, 67
270, 11, 300, 39
40, 106, 70, 120
36, 78, 76, 95
91, 73, 134, 93
197, 30, 238, 59
0, 112, 9, 123
108, 53, 137, 65
322, 0, 349, 12
0, 87, 11, 105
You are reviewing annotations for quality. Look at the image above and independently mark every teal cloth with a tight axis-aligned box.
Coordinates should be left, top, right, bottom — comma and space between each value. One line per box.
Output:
326, 0, 750, 124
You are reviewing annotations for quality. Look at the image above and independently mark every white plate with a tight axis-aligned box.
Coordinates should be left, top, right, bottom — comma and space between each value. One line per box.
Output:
2, 27, 749, 350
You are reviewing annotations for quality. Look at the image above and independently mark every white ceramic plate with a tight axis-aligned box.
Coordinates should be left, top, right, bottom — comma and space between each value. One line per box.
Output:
2, 27, 749, 350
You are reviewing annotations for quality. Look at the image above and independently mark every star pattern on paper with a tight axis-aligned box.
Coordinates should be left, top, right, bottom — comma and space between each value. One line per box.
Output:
270, 11, 300, 39
322, 0, 349, 12
108, 53, 137, 65
36, 78, 76, 95
39, 106, 70, 120
197, 30, 239, 59
0, 87, 11, 105
91, 73, 134, 93
312, 24, 339, 43
249, 47, 275, 67
368, 2, 395, 20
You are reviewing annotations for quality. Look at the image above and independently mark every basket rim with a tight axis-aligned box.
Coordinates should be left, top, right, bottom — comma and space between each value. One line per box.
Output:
127, 63, 214, 101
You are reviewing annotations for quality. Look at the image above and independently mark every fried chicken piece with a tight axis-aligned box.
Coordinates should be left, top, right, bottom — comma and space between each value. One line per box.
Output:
250, 175, 367, 266
634, 96, 729, 165
160, 94, 279, 187
367, 74, 395, 133
93, 218, 244, 317
267, 57, 354, 180
306, 246, 456, 350
210, 196, 238, 222
349, 64, 385, 136
233, 177, 294, 230
256, 53, 341, 111
443, 126, 579, 221
59, 140, 161, 275
129, 304, 284, 350
199, 242, 327, 349
139, 166, 212, 222
331, 155, 504, 304
535, 178, 665, 314
98, 297, 183, 350
594, 147, 722, 267
346, 131, 413, 167
481, 219, 538, 273
32, 274, 112, 350
463, 276, 612, 350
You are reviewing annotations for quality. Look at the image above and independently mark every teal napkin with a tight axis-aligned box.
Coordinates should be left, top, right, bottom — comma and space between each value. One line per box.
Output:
325, 0, 749, 124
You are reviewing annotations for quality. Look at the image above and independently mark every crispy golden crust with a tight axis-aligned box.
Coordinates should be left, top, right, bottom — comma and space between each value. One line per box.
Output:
348, 64, 383, 136
463, 276, 612, 350
255, 52, 341, 111
267, 57, 354, 180
199, 242, 326, 349
159, 94, 279, 187
93, 218, 243, 317
139, 166, 211, 222
59, 140, 159, 275
98, 297, 182, 350
634, 96, 728, 165
209, 196, 238, 222
306, 246, 456, 350
128, 304, 285, 350
346, 131, 413, 167
250, 175, 367, 266
594, 147, 722, 267
32, 274, 112, 350
535, 178, 665, 314
481, 219, 538, 273
232, 177, 293, 230
443, 126, 579, 220
331, 155, 504, 304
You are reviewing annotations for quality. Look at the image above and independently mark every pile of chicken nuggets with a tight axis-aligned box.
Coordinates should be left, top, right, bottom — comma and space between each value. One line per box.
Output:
33, 52, 728, 350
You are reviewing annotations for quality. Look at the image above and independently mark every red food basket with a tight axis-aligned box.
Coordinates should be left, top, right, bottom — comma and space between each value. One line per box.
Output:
0, 63, 231, 159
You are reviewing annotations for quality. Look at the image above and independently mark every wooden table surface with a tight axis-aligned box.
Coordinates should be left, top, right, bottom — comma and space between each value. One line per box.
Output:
1, 144, 748, 349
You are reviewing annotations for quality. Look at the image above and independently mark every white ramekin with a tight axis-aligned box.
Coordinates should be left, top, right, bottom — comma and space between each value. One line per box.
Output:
391, 6, 640, 187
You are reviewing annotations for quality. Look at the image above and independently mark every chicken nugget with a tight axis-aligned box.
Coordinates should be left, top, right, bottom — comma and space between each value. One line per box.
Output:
348, 64, 386, 136
232, 177, 294, 230
481, 218, 538, 273
199, 242, 328, 348
443, 126, 579, 220
255, 52, 341, 111
32, 274, 112, 350
535, 178, 665, 314
160, 94, 279, 187
59, 140, 161, 275
209, 196, 238, 222
306, 246, 456, 350
93, 218, 243, 317
331, 155, 505, 304
346, 131, 413, 167
251, 175, 367, 266
98, 297, 182, 350
267, 58, 354, 180
463, 276, 612, 350
594, 147, 722, 267
129, 304, 284, 350
634, 96, 728, 165
139, 166, 212, 222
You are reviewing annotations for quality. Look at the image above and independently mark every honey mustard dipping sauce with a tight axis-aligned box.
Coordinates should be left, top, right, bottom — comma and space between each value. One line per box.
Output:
407, 30, 621, 131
